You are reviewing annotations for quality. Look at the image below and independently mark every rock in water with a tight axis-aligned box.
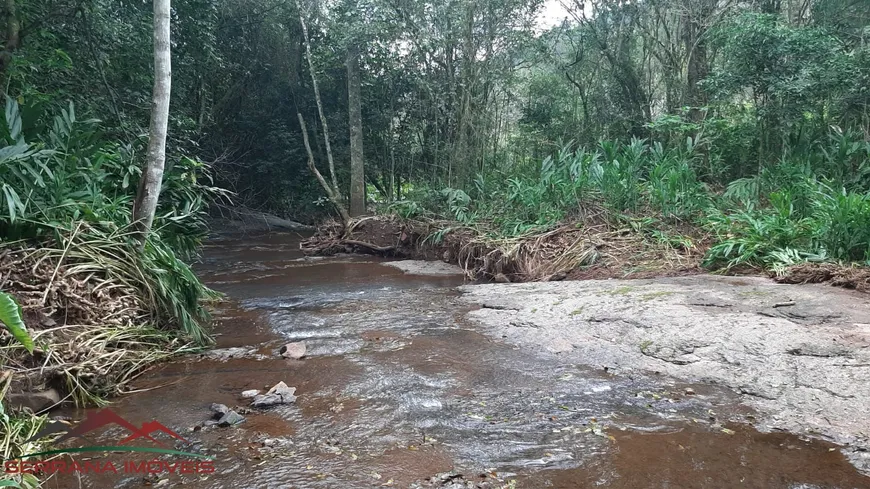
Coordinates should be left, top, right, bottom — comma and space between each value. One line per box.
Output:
217, 410, 246, 427
545, 271, 568, 282
241, 389, 260, 398
251, 381, 297, 408
280, 342, 307, 359
209, 403, 229, 416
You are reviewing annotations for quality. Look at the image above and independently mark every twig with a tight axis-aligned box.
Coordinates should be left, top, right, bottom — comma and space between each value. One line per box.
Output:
41, 221, 82, 306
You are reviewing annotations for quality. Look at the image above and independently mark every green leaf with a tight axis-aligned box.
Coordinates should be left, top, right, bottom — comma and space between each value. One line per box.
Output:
2, 184, 22, 223
0, 291, 34, 353
4, 96, 23, 143
0, 479, 23, 488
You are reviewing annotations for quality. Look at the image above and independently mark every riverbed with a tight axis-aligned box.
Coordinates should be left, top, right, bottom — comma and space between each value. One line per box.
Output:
56, 232, 870, 489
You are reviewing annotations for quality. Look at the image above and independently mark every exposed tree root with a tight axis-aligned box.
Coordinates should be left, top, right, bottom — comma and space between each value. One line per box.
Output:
302, 215, 705, 282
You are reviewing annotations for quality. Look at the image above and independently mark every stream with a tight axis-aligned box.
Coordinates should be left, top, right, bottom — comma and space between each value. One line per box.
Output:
62, 232, 870, 488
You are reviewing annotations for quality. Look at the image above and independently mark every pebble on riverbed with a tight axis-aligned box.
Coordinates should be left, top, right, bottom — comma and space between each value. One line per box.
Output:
278, 341, 308, 360
279, 341, 307, 359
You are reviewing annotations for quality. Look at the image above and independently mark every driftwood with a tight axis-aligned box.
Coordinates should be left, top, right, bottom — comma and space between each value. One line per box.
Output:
341, 239, 395, 253
302, 238, 395, 255
221, 207, 314, 231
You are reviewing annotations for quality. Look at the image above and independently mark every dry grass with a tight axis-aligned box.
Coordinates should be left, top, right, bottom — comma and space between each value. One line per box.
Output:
302, 216, 704, 282
0, 242, 199, 407
775, 262, 870, 293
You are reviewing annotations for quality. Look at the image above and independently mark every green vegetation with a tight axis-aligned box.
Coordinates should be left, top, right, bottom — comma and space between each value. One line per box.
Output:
0, 0, 865, 485
1, 7, 222, 473
0, 291, 32, 354
3, 0, 868, 277
0, 0, 867, 476
0, 295, 43, 489
0, 98, 221, 343
410, 134, 870, 273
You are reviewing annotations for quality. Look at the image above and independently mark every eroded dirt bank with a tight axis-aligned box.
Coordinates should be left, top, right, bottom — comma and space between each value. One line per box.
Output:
461, 275, 870, 473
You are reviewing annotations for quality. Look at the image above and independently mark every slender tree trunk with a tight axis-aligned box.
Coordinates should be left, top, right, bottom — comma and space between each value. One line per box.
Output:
132, 0, 172, 244
346, 43, 365, 216
298, 114, 351, 223
297, 2, 341, 199
684, 0, 713, 122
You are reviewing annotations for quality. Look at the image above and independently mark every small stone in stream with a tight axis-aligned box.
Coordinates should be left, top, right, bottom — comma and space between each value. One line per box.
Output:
241, 389, 260, 398
494, 273, 510, 283
262, 438, 293, 448
203, 420, 219, 427
209, 403, 229, 416
217, 410, 246, 427
685, 387, 696, 395
279, 341, 307, 359
251, 382, 297, 408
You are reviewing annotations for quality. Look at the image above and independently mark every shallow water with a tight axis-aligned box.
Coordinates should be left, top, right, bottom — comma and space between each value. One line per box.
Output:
47, 232, 870, 488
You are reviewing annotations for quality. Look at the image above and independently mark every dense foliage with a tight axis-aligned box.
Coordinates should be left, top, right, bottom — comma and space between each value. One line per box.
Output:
0, 97, 222, 342
1, 0, 869, 271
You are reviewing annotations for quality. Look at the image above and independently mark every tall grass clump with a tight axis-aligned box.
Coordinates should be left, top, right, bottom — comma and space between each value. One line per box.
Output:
0, 97, 226, 416
430, 138, 711, 238
413, 130, 870, 278
0, 98, 224, 343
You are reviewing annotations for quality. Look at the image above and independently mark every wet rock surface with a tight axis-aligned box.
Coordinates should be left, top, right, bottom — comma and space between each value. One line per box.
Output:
461, 276, 870, 473
251, 381, 298, 407
6, 387, 61, 412
72, 233, 870, 488
279, 341, 307, 359
383, 260, 465, 276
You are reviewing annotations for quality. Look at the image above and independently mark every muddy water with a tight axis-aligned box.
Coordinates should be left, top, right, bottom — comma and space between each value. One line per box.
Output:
63, 233, 869, 489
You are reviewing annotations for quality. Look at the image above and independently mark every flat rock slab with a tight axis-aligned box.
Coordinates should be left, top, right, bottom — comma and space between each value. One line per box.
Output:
460, 275, 870, 471
202, 346, 269, 362
383, 260, 464, 276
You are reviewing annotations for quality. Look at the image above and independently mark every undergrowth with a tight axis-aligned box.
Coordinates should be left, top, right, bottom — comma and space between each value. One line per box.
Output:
0, 98, 226, 477
394, 131, 870, 276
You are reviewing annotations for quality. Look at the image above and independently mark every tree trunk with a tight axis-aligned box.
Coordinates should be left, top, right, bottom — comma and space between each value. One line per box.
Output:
298, 114, 351, 224
0, 0, 20, 74
297, 2, 341, 199
346, 43, 365, 216
132, 0, 172, 244
684, 0, 713, 122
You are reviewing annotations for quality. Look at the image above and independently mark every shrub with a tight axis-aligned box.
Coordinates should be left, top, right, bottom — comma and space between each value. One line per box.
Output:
0, 98, 222, 344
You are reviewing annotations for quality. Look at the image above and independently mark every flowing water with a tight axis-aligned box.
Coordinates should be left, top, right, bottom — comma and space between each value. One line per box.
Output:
53, 233, 870, 488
